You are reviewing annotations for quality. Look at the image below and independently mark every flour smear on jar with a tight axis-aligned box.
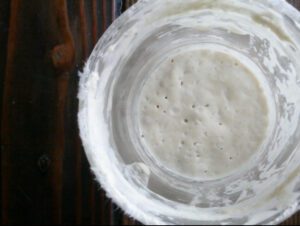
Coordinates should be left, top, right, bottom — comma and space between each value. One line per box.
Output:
138, 49, 269, 179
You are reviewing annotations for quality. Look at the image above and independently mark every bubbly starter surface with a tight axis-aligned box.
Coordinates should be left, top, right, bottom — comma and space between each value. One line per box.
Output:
138, 49, 269, 179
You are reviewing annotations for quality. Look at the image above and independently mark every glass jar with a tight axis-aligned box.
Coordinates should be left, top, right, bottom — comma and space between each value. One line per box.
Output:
78, 0, 300, 224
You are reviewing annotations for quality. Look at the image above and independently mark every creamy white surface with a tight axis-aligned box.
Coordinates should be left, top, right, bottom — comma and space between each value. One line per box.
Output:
139, 49, 269, 179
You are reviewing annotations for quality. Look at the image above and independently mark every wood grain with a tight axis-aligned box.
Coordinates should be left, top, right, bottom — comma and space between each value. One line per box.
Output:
0, 0, 299, 225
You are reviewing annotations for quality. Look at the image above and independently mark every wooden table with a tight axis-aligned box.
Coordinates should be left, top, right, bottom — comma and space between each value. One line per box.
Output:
1, 0, 299, 225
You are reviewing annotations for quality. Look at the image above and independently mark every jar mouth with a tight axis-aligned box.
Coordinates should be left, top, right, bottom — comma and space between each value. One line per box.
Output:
78, 0, 300, 224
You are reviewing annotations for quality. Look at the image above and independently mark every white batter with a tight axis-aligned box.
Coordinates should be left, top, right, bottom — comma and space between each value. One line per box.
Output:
139, 49, 269, 179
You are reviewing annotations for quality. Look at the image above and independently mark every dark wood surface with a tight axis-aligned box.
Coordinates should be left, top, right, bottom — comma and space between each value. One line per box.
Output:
0, 0, 299, 225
